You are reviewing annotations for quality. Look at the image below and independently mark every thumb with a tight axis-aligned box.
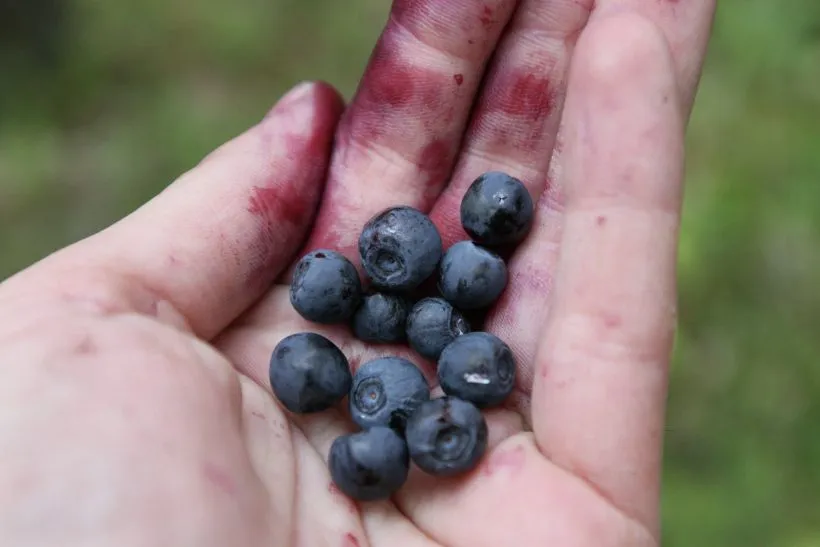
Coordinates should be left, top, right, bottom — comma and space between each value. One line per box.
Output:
3, 82, 345, 339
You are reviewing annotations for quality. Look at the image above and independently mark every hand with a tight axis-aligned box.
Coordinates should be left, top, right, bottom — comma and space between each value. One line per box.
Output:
0, 1, 715, 545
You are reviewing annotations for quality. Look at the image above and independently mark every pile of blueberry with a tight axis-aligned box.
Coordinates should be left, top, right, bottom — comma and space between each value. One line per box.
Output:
269, 171, 534, 501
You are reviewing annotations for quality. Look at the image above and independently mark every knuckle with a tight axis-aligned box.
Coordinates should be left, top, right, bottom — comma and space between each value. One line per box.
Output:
580, 12, 671, 87
551, 309, 671, 367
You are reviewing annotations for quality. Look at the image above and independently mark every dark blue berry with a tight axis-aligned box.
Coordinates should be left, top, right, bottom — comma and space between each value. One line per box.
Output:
290, 250, 362, 324
352, 293, 410, 344
406, 297, 471, 360
349, 356, 430, 431
437, 332, 516, 408
269, 332, 352, 413
359, 206, 443, 292
405, 397, 488, 476
328, 427, 409, 501
460, 171, 534, 247
438, 241, 507, 310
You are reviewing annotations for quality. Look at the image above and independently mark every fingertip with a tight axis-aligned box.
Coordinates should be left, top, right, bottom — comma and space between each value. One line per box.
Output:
262, 80, 346, 137
573, 10, 678, 100
563, 9, 684, 208
310, 80, 346, 105
295, 80, 346, 117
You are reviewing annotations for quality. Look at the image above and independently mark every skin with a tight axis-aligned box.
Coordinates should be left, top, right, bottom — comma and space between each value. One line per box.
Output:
0, 1, 715, 546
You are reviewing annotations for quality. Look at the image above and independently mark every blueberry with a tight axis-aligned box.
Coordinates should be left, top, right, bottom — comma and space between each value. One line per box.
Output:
405, 397, 488, 476
460, 171, 534, 246
359, 206, 443, 292
437, 332, 516, 408
438, 241, 507, 310
290, 249, 362, 324
269, 332, 352, 413
406, 297, 471, 360
349, 356, 430, 431
329, 427, 410, 501
352, 293, 410, 344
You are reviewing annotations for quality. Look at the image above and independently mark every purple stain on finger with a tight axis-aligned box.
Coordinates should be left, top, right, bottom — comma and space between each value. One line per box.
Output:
417, 139, 453, 205
242, 83, 343, 287
334, 31, 452, 163
480, 5, 494, 29
501, 73, 555, 119
352, 32, 445, 112
463, 68, 557, 155
247, 186, 308, 227
245, 183, 315, 286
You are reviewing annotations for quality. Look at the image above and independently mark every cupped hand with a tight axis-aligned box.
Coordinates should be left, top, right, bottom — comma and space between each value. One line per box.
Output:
0, 1, 715, 545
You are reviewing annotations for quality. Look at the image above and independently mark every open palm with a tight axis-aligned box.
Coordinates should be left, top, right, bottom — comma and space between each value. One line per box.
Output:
0, 1, 715, 545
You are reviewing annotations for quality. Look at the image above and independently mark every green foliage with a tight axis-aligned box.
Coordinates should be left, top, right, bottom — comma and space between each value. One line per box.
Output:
667, 1, 820, 543
1, 0, 819, 543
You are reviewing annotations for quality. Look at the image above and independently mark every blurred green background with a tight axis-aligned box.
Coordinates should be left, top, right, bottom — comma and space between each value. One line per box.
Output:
1, 0, 819, 544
